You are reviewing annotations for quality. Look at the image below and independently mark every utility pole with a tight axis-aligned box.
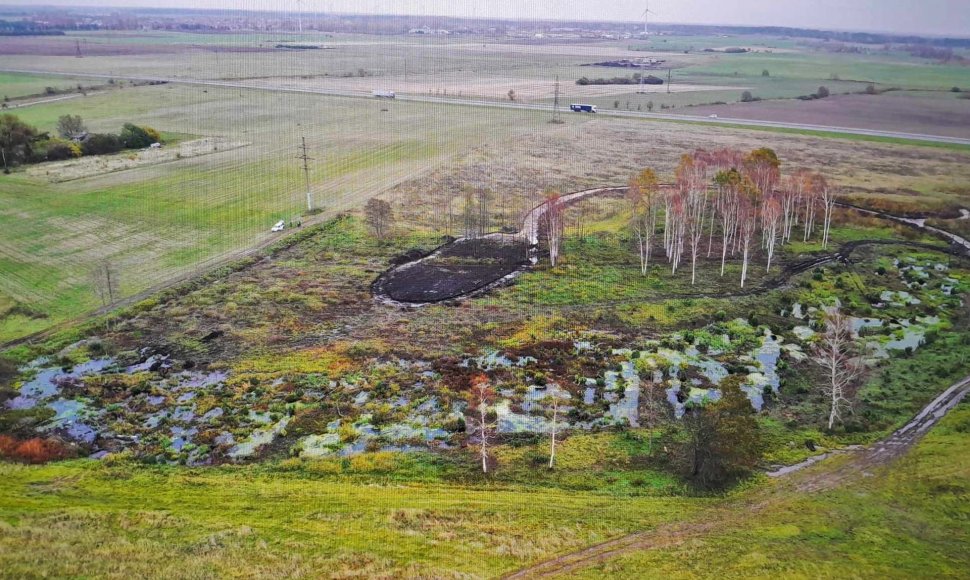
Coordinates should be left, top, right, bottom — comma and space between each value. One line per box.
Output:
667, 68, 672, 94
1, 147, 8, 174
297, 136, 314, 212
76, 40, 82, 58
551, 75, 564, 124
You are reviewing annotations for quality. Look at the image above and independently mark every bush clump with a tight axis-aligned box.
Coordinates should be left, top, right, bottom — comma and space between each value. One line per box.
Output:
0, 435, 75, 463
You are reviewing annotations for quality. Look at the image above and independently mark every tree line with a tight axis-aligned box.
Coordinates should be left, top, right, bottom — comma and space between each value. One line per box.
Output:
541, 147, 839, 287
0, 113, 162, 172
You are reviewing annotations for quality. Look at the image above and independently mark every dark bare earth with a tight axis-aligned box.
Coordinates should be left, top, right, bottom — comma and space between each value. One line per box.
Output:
373, 236, 530, 303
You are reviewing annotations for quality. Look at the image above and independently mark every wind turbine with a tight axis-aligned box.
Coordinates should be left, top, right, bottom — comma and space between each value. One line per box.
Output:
296, 0, 304, 33
641, 2, 656, 36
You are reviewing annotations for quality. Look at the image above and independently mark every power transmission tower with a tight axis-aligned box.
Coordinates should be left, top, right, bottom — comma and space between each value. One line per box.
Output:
297, 137, 315, 212
551, 75, 564, 124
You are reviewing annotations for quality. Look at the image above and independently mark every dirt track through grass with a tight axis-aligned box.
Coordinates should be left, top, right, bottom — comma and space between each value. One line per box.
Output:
503, 372, 970, 579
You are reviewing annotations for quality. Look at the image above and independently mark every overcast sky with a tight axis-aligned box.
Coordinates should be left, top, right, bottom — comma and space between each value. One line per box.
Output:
5, 1, 970, 36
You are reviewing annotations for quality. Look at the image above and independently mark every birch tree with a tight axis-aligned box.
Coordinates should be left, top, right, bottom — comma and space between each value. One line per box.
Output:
762, 194, 782, 273
666, 193, 686, 274
91, 260, 119, 307
545, 384, 569, 469
466, 374, 496, 473
737, 182, 760, 288
780, 171, 807, 244
811, 308, 864, 430
818, 176, 838, 250
627, 168, 660, 275
713, 169, 742, 276
802, 173, 821, 243
743, 147, 781, 196
685, 185, 709, 285
542, 192, 566, 267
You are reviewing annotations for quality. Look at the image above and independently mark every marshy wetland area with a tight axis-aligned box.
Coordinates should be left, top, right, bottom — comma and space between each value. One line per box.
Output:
2, 14, 970, 579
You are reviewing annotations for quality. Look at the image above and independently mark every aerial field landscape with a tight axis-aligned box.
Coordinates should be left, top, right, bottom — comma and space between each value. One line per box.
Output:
1, 4, 970, 578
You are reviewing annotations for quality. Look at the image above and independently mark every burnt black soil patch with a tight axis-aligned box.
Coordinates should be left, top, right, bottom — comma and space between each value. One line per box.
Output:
374, 237, 531, 303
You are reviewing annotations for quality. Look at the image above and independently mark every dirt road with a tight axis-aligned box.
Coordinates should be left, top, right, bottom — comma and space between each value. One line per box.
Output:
503, 373, 970, 579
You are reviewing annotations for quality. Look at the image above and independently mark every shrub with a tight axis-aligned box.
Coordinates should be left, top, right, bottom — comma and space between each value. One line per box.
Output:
119, 123, 154, 149
143, 126, 161, 143
443, 416, 466, 433
816, 86, 830, 98
82, 133, 123, 155
348, 451, 398, 473
0, 435, 73, 463
762, 69, 770, 77
865, 84, 878, 95
45, 138, 82, 161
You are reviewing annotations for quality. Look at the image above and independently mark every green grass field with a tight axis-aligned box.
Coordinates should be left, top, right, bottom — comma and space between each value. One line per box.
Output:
0, 83, 545, 342
571, 403, 970, 579
0, 454, 703, 578
1, 402, 966, 578
0, 72, 92, 100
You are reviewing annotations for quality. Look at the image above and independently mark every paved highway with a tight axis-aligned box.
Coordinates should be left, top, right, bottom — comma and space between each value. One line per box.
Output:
4, 67, 970, 146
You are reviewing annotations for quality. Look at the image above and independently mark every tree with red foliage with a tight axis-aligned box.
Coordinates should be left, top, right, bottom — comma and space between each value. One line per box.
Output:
744, 147, 781, 196
627, 168, 660, 275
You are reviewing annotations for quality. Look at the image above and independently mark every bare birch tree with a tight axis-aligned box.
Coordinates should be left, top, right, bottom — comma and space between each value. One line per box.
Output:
762, 194, 782, 273
811, 307, 864, 430
542, 192, 565, 267
91, 260, 119, 307
713, 169, 742, 277
737, 185, 759, 288
802, 173, 821, 243
545, 384, 569, 469
467, 374, 496, 473
780, 170, 807, 244
685, 185, 708, 285
819, 176, 838, 250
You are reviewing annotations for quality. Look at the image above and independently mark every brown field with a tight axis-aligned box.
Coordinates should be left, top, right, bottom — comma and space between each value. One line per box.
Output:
389, 113, 970, 228
678, 92, 970, 139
